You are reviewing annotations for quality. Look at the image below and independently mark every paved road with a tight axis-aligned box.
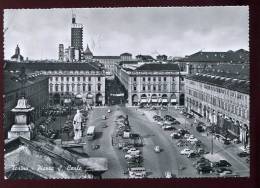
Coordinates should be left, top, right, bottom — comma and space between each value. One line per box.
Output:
147, 107, 249, 177
79, 105, 249, 178
82, 106, 125, 178
120, 107, 199, 178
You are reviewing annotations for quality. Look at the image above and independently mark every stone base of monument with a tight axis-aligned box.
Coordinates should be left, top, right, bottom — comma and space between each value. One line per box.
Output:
8, 125, 33, 140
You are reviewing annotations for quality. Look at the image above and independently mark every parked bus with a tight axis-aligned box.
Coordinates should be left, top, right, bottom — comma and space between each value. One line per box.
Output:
86, 126, 95, 140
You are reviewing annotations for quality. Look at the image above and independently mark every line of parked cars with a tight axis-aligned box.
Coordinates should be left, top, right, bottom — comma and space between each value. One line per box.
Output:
153, 115, 180, 131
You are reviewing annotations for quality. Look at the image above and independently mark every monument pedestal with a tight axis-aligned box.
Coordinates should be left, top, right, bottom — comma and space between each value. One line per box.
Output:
7, 97, 35, 140
8, 124, 32, 140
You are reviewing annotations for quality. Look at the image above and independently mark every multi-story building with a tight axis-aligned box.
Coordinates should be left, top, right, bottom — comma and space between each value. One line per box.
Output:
3, 68, 49, 137
4, 61, 106, 106
81, 48, 134, 75
175, 49, 249, 74
184, 64, 249, 146
62, 14, 84, 62
115, 62, 184, 106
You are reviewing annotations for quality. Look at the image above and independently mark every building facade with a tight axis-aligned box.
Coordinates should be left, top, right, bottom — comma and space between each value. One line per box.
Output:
4, 61, 106, 106
184, 64, 249, 146
115, 62, 184, 106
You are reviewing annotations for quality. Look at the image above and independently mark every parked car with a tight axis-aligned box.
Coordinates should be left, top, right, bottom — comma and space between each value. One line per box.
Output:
223, 139, 231, 145
187, 136, 198, 143
154, 145, 161, 153
171, 133, 181, 139
219, 170, 233, 177
197, 165, 213, 174
178, 129, 190, 136
157, 121, 164, 126
216, 167, 232, 174
184, 134, 190, 139
125, 154, 140, 160
214, 160, 232, 167
127, 148, 141, 155
180, 148, 194, 155
122, 145, 134, 152
177, 140, 188, 147
196, 125, 205, 132
187, 152, 199, 158
162, 125, 176, 131
237, 151, 249, 158
171, 120, 181, 125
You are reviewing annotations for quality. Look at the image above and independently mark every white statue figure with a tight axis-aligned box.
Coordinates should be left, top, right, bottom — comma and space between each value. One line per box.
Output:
73, 110, 83, 141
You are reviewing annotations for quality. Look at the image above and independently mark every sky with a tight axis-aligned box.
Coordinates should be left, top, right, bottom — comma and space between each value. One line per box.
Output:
4, 6, 249, 60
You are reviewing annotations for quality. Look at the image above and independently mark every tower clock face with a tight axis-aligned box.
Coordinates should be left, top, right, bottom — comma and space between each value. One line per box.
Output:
15, 114, 27, 124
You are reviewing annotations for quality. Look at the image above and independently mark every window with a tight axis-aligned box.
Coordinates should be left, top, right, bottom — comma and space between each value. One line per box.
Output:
50, 77, 52, 81
134, 86, 137, 91
153, 77, 156, 81
164, 77, 167, 81
72, 84, 75, 92
78, 77, 80, 81
55, 77, 58, 81
66, 77, 69, 82
98, 84, 101, 91
88, 84, 91, 91
77, 84, 80, 92
163, 84, 167, 91
98, 77, 101, 82
66, 84, 69, 92
83, 84, 86, 92
158, 85, 161, 91
148, 77, 151, 81
61, 84, 64, 92
49, 85, 53, 92
158, 77, 161, 81
143, 85, 146, 91
88, 77, 91, 81
83, 77, 86, 82
61, 77, 64, 82
72, 77, 74, 81
143, 77, 145, 82
55, 84, 58, 92
148, 85, 151, 90
133, 77, 137, 82
153, 85, 156, 91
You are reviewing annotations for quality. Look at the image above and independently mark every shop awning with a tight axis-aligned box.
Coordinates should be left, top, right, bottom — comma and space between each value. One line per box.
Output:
162, 99, 168, 103
151, 99, 158, 103
87, 94, 93, 98
76, 94, 82, 99
140, 99, 147, 103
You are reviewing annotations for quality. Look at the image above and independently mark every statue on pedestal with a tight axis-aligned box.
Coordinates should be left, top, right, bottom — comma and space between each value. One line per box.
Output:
73, 110, 83, 142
